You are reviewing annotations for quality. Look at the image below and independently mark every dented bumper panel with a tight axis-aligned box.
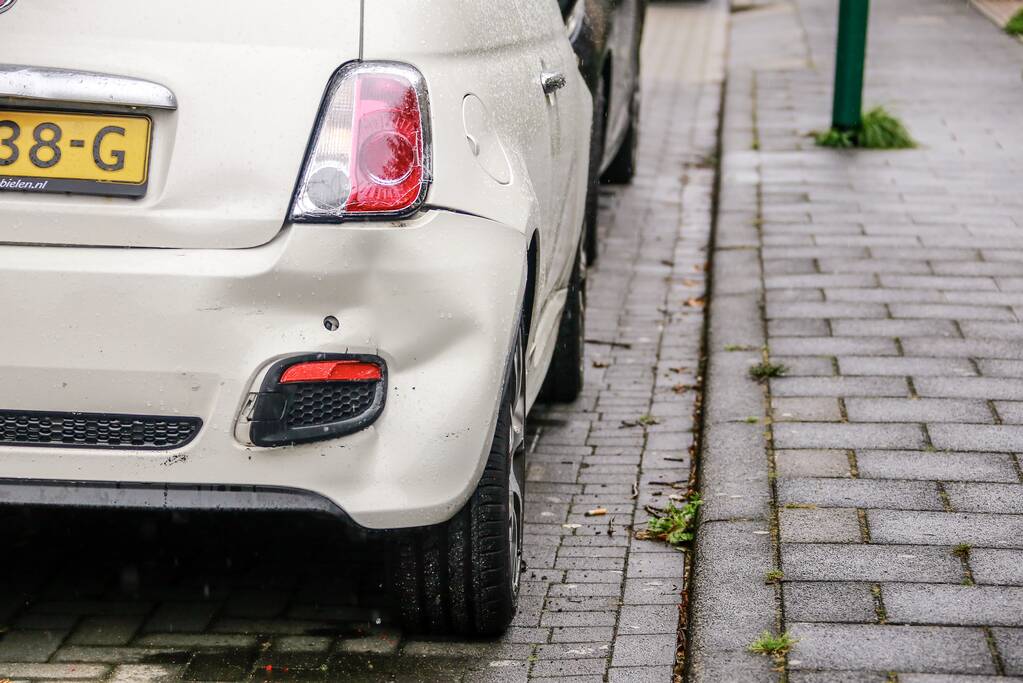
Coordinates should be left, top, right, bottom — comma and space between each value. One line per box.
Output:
0, 211, 526, 529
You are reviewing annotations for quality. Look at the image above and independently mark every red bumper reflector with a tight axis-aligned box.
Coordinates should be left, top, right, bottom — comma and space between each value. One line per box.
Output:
280, 361, 382, 384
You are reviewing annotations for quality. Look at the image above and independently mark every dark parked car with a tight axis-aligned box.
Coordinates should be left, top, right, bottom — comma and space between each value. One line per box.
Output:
560, 0, 647, 264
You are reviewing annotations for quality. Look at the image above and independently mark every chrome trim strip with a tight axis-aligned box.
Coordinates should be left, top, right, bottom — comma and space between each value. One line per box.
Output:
0, 64, 177, 110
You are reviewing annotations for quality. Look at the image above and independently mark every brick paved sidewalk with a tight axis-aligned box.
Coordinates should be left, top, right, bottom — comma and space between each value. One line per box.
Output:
689, 0, 1023, 680
0, 3, 726, 682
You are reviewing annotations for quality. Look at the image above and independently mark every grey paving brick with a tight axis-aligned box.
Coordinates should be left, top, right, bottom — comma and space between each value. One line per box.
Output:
776, 449, 851, 478
0, 629, 67, 663
971, 549, 1023, 586
767, 302, 887, 319
929, 425, 1023, 454
699, 421, 771, 523
818, 258, 932, 274
773, 423, 926, 450
766, 274, 877, 289
773, 355, 838, 376
838, 356, 976, 377
771, 376, 911, 397
108, 664, 184, 683
826, 288, 941, 304
0, 663, 110, 679
788, 623, 995, 674
67, 615, 144, 648
915, 377, 1023, 400
995, 402, 1023, 424
607, 666, 675, 683
770, 337, 898, 356
689, 522, 775, 654
900, 676, 1023, 683
549, 626, 615, 643
779, 478, 943, 511
770, 318, 832, 337
944, 483, 1023, 514
781, 544, 962, 583
779, 508, 861, 543
783, 582, 876, 623
889, 304, 1016, 321
845, 398, 993, 424
979, 360, 1023, 378
868, 510, 1023, 548
994, 627, 1023, 675
830, 318, 959, 337
789, 673, 886, 683
609, 633, 676, 667
883, 584, 1023, 627
616, 604, 678, 635
878, 275, 998, 291
959, 321, 1023, 340
773, 397, 843, 422
902, 338, 1023, 361
855, 450, 1018, 483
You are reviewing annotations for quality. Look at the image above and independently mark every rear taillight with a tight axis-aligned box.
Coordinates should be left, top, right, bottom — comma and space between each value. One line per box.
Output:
291, 62, 431, 222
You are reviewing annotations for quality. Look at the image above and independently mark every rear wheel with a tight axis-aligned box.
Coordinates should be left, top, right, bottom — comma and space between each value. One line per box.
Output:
601, 83, 640, 185
538, 244, 586, 403
390, 321, 525, 636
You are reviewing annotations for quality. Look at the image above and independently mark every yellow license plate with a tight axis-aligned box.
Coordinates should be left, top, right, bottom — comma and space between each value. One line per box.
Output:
0, 109, 152, 198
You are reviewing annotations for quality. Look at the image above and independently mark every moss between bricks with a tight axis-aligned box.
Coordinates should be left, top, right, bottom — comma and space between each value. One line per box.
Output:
1007, 7, 1023, 35
815, 107, 915, 150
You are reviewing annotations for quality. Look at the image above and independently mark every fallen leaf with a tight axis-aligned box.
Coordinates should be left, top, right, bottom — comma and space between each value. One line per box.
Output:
682, 278, 698, 287
684, 297, 705, 308
562, 523, 581, 530
672, 383, 689, 394
592, 359, 610, 368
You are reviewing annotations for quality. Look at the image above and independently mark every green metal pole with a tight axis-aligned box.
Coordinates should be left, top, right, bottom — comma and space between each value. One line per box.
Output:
832, 0, 870, 131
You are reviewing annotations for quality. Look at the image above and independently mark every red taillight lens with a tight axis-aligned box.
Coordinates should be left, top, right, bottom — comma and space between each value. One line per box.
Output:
280, 360, 382, 384
348, 75, 424, 212
291, 63, 431, 221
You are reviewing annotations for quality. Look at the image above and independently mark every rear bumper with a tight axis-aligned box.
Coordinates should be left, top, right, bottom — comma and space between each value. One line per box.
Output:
0, 210, 526, 529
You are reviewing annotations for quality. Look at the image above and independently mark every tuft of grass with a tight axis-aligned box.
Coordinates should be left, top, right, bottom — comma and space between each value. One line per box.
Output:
744, 416, 760, 424
952, 543, 971, 560
1007, 8, 1023, 35
815, 107, 915, 150
748, 630, 797, 658
725, 344, 755, 352
638, 495, 702, 547
764, 569, 784, 585
749, 361, 787, 382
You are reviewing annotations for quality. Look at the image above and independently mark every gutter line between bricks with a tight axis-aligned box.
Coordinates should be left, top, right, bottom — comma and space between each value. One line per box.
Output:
749, 68, 790, 682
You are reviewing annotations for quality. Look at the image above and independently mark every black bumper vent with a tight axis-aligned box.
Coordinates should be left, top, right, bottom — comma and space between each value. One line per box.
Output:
249, 354, 387, 447
286, 382, 378, 428
0, 410, 202, 450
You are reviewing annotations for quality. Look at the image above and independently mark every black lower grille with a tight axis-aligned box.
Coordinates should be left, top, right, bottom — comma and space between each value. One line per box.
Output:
0, 410, 202, 450
285, 382, 377, 428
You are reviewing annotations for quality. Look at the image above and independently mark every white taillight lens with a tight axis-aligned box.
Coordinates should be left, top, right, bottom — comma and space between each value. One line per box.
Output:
291, 62, 431, 222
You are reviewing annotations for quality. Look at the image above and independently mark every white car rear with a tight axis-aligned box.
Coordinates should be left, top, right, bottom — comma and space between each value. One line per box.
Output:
0, 0, 591, 635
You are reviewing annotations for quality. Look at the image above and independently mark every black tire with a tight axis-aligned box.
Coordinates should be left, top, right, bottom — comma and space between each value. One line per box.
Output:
601, 83, 640, 185
390, 322, 525, 636
538, 244, 585, 403
584, 78, 608, 266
